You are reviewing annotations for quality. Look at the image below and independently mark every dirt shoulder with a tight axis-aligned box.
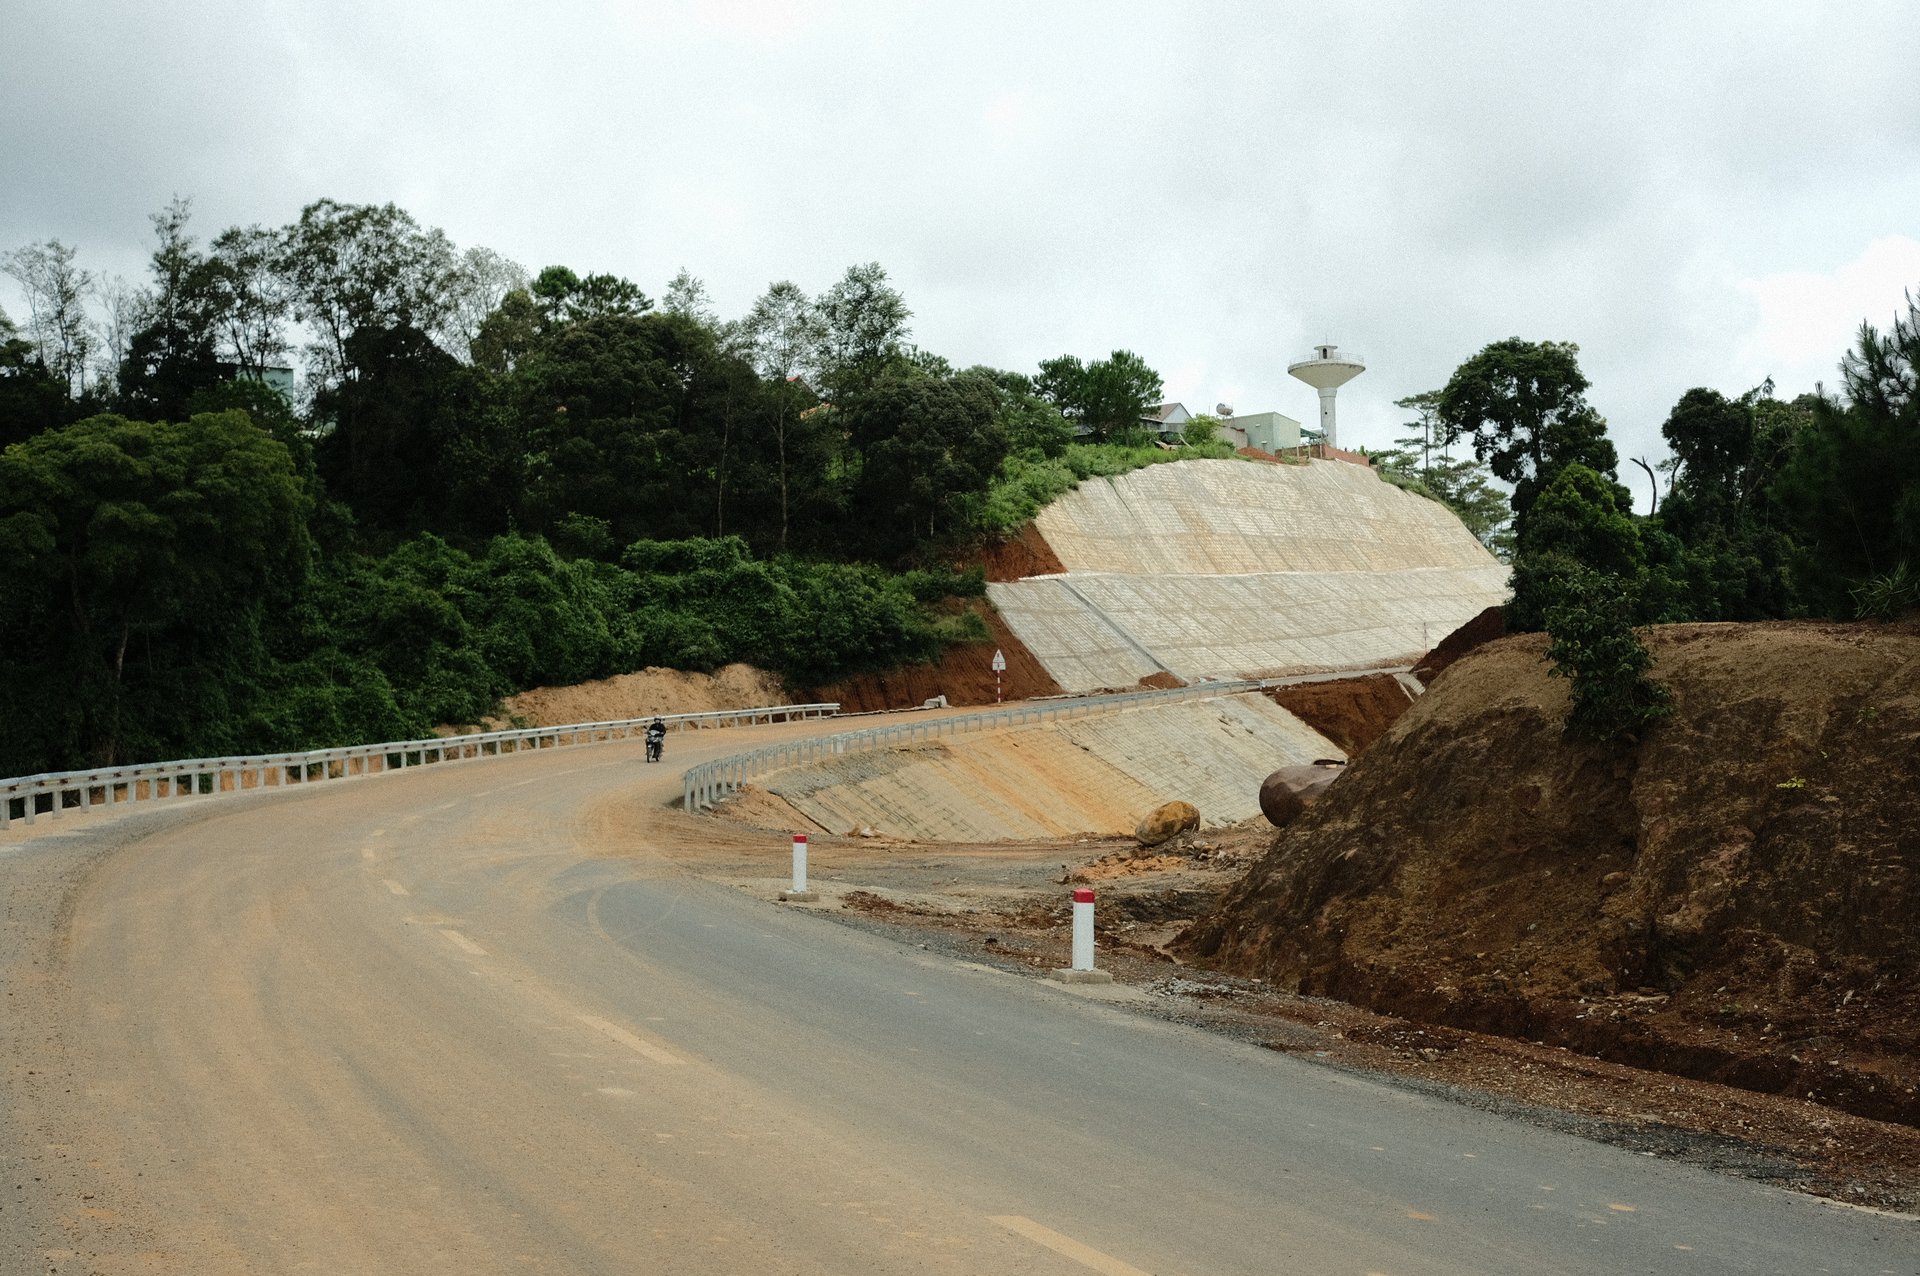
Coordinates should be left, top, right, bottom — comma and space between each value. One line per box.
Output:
600, 792, 1920, 1214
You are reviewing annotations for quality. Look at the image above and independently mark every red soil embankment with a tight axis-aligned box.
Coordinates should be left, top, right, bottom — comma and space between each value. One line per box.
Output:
1265, 674, 1415, 756
977, 524, 1065, 582
1181, 620, 1920, 1127
1414, 604, 1506, 685
805, 601, 1063, 713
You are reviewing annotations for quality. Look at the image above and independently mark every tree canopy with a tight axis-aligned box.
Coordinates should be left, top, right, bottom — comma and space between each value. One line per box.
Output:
1436, 338, 1621, 537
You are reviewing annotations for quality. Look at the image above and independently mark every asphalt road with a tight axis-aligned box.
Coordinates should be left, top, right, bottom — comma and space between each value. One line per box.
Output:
2, 723, 1913, 1274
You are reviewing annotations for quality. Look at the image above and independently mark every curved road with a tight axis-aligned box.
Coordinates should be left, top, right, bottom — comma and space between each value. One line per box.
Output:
2, 720, 1911, 1274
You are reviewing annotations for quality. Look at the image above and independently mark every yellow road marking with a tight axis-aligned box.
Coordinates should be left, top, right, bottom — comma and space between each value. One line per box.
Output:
578, 1013, 684, 1066
440, 929, 486, 955
1406, 1210, 1437, 1221
382, 879, 409, 896
990, 1215, 1153, 1276
1608, 1203, 1637, 1213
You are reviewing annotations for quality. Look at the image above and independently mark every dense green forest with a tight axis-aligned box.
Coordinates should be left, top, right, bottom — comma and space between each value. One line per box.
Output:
0, 199, 1208, 774
2, 197, 1914, 769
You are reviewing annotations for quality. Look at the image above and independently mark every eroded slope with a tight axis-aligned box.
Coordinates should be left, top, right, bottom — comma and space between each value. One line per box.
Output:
1179, 622, 1920, 1127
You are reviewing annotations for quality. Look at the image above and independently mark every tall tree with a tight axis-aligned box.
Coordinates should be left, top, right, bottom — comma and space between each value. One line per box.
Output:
1034, 349, 1163, 441
205, 224, 292, 382
529, 265, 652, 328
438, 246, 528, 362
844, 370, 1010, 553
739, 281, 822, 550
661, 268, 718, 326
118, 199, 222, 420
1392, 389, 1446, 471
93, 274, 146, 396
1773, 294, 1920, 615
812, 262, 911, 400
2, 238, 95, 397
1436, 337, 1620, 537
279, 199, 459, 391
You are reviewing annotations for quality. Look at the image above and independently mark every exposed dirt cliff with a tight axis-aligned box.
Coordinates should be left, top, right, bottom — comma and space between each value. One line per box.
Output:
1264, 673, 1415, 756
803, 601, 1063, 713
1178, 621, 1920, 1127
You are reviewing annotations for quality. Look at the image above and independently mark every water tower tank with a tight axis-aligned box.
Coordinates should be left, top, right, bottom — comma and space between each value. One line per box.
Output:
1287, 344, 1365, 448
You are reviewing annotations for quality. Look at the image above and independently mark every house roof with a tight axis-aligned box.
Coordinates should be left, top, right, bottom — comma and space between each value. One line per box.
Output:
1141, 401, 1188, 425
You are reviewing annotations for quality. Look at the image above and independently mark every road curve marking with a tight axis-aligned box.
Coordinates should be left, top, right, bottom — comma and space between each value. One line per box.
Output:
578, 1014, 684, 1066
440, 929, 487, 955
989, 1215, 1154, 1276
382, 879, 409, 896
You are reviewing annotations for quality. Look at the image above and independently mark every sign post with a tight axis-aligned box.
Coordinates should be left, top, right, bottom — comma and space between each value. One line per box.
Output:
991, 648, 1006, 703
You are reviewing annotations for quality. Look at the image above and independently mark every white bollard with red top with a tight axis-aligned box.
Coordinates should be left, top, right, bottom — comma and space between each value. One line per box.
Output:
1071, 887, 1096, 970
780, 833, 819, 902
1049, 885, 1113, 983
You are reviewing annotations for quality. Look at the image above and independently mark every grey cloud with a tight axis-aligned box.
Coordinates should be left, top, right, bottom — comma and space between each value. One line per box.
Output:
4, 0, 1916, 511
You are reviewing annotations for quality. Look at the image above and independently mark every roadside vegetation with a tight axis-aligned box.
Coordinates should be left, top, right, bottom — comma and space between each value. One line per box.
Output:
1415, 302, 1920, 740
2, 196, 1913, 768
0, 199, 1149, 774
981, 436, 1239, 535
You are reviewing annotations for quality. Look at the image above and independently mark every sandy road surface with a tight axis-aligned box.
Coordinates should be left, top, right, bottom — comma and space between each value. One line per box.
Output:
3, 719, 1913, 1274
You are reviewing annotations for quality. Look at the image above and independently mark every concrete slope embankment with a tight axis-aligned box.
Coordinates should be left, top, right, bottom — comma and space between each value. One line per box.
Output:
987, 458, 1509, 692
757, 693, 1339, 841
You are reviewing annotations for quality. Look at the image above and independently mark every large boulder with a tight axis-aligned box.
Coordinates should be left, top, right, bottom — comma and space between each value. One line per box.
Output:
1259, 763, 1345, 828
1135, 800, 1201, 847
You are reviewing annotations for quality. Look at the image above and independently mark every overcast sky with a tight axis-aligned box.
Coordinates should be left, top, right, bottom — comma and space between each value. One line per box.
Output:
5, 1, 1918, 507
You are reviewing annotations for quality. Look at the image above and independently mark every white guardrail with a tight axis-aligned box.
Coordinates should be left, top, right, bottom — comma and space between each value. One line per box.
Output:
682, 679, 1281, 812
0, 703, 840, 831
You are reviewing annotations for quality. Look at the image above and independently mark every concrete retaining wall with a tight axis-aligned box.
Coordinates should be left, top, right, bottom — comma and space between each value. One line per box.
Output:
987, 459, 1510, 692
761, 693, 1337, 842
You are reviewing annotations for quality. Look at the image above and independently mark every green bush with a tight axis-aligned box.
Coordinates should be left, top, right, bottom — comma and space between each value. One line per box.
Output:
980, 439, 1239, 535
1850, 561, 1920, 620
1542, 566, 1672, 743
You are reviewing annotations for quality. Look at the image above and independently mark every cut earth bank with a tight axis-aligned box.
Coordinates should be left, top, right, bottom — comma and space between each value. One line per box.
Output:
674, 619, 1920, 1212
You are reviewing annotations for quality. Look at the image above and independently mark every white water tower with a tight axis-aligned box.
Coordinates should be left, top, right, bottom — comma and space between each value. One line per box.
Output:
1287, 343, 1365, 449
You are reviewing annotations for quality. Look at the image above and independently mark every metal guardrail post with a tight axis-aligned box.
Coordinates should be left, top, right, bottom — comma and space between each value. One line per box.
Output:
2, 702, 840, 831
681, 679, 1282, 812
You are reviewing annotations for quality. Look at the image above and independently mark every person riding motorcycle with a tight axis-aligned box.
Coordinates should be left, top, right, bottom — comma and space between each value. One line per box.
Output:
645, 716, 666, 763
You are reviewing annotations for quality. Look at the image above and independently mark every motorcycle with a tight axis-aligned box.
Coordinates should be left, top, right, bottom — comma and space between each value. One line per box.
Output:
645, 728, 665, 763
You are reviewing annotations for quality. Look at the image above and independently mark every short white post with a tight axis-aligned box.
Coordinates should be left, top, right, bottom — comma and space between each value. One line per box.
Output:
1049, 885, 1113, 984
780, 833, 818, 902
1071, 887, 1095, 970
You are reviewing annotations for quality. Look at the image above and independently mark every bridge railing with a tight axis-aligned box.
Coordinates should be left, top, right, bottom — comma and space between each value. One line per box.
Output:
682, 679, 1277, 812
0, 703, 840, 831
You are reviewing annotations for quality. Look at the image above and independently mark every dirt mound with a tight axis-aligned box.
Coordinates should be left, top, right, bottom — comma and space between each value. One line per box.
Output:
1265, 674, 1414, 755
805, 601, 1064, 712
1179, 621, 1920, 1127
976, 523, 1065, 581
1414, 604, 1506, 685
489, 663, 789, 727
